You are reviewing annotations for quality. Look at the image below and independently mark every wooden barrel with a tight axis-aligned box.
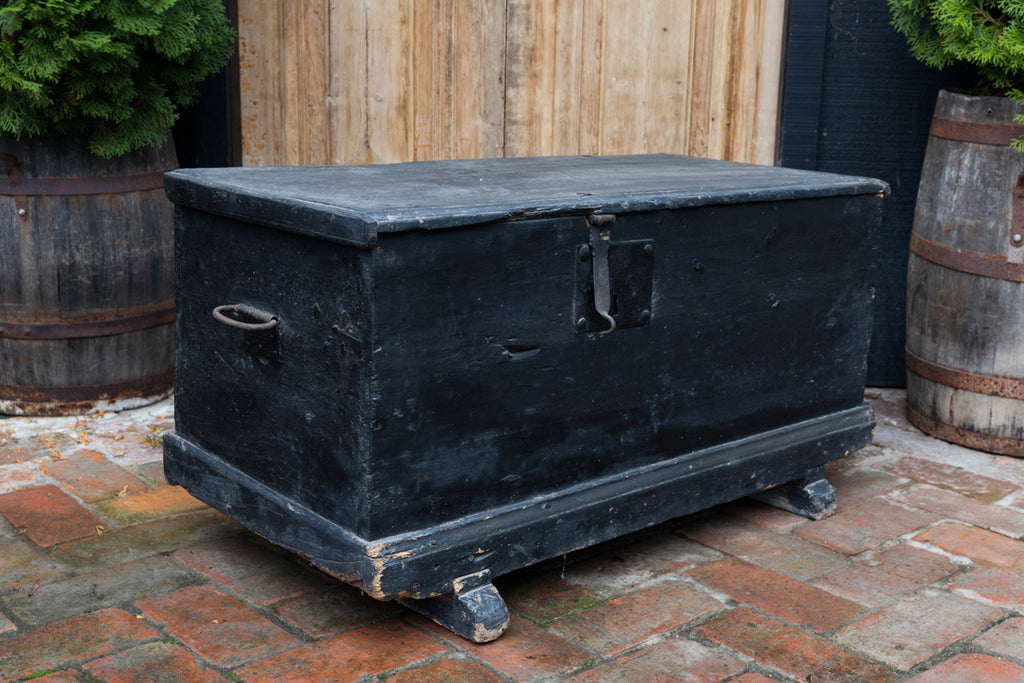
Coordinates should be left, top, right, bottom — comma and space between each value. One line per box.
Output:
906, 90, 1024, 455
0, 134, 176, 415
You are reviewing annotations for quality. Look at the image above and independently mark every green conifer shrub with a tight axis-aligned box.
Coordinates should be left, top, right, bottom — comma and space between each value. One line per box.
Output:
0, 0, 235, 158
889, 1, 1024, 97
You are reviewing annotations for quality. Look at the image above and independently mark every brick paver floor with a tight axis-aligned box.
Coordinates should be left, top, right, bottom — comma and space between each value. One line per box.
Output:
2, 389, 1024, 682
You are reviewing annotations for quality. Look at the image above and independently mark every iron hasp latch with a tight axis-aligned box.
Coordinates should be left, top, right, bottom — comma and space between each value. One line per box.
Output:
574, 213, 654, 335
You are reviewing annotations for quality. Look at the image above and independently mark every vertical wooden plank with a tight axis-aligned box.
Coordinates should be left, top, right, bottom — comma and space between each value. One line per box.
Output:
451, 1, 506, 159
686, 0, 714, 160
546, 0, 604, 156
365, 0, 414, 163
412, 0, 451, 160
547, 0, 584, 156
329, 0, 368, 165
723, 0, 782, 164
239, 0, 786, 166
717, 0, 786, 165
280, 3, 300, 164
237, 0, 282, 166
329, 0, 413, 165
644, 1, 693, 156
333, 0, 417, 165
595, 0, 646, 154
750, 1, 786, 165
281, 0, 331, 165
505, 0, 558, 157
334, 0, 505, 164
597, 0, 694, 156
574, 0, 605, 156
710, 0, 738, 160
720, 0, 745, 161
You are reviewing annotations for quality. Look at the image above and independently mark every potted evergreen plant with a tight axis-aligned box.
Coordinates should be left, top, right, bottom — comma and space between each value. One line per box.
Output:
0, 0, 234, 416
889, 1, 1024, 456
890, 1, 1024, 115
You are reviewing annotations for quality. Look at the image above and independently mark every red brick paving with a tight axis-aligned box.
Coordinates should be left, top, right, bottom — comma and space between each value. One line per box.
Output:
23, 672, 88, 683
813, 543, 958, 608
825, 462, 908, 510
0, 484, 102, 547
49, 511, 238, 572
83, 641, 226, 683
0, 612, 15, 636
39, 449, 149, 503
974, 616, 1024, 659
565, 637, 745, 682
272, 586, 403, 638
136, 584, 299, 668
693, 608, 898, 682
426, 614, 594, 681
721, 497, 810, 531
0, 608, 159, 681
234, 620, 445, 683
903, 653, 1024, 682
688, 557, 864, 632
96, 484, 208, 524
0, 536, 65, 589
173, 535, 330, 606
915, 522, 1024, 573
548, 576, 723, 655
680, 513, 850, 579
833, 589, 1002, 670
876, 455, 1019, 502
791, 497, 939, 555
0, 462, 47, 492
1, 430, 77, 464
383, 657, 505, 682
895, 484, 1024, 537
949, 565, 1024, 611
558, 533, 720, 598
3, 390, 1024, 681
498, 569, 603, 626
4, 556, 195, 628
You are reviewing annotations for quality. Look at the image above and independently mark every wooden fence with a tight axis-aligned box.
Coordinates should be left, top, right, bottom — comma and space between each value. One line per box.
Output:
237, 0, 787, 166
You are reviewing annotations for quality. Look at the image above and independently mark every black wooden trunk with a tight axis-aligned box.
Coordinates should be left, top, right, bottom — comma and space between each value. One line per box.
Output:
163, 154, 886, 641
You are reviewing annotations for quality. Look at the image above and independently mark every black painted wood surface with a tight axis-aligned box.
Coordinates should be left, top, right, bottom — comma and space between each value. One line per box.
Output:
164, 154, 886, 636
165, 155, 886, 247
780, 0, 975, 386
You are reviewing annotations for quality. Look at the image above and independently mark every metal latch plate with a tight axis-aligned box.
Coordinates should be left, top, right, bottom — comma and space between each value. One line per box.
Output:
573, 239, 654, 333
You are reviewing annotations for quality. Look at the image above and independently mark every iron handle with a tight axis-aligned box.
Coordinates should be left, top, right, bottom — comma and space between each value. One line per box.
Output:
212, 304, 280, 331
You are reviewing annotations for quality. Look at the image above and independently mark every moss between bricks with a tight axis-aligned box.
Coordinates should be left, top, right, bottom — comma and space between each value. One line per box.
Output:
513, 593, 606, 627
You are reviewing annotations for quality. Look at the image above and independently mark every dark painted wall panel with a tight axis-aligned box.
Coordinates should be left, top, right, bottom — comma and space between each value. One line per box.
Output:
781, 0, 973, 386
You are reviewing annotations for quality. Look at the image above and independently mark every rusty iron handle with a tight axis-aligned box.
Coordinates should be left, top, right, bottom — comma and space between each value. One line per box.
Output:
212, 304, 280, 331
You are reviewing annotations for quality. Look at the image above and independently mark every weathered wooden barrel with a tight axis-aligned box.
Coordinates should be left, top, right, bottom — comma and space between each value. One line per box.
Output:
0, 134, 176, 415
906, 90, 1024, 455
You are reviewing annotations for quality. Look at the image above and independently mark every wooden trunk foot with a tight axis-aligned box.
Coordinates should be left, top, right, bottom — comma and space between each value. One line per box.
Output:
399, 572, 509, 643
752, 466, 837, 520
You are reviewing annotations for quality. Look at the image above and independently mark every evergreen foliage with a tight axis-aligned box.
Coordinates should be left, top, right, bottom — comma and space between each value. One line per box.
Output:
0, 0, 235, 158
889, 0, 1024, 97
